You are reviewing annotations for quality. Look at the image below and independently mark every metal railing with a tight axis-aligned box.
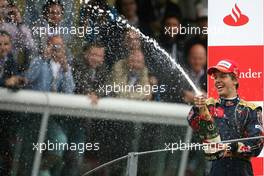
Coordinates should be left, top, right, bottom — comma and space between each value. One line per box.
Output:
0, 88, 192, 176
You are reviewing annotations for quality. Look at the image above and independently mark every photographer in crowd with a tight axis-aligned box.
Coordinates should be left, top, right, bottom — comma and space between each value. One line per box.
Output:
1, 2, 35, 73
25, 35, 74, 92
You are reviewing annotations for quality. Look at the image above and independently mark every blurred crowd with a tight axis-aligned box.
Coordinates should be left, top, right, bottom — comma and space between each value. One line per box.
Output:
0, 0, 208, 103
0, 0, 208, 175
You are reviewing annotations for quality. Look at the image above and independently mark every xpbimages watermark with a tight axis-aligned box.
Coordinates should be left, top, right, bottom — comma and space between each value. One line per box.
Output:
32, 25, 100, 38
164, 140, 231, 153
164, 24, 208, 36
98, 83, 166, 96
164, 24, 226, 36
33, 141, 100, 154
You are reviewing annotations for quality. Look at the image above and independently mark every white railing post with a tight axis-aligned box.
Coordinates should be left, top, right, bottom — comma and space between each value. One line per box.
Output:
31, 93, 50, 176
31, 110, 50, 176
126, 152, 138, 176
178, 127, 193, 176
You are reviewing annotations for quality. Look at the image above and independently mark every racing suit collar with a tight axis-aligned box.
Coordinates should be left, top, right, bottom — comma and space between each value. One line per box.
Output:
219, 96, 240, 107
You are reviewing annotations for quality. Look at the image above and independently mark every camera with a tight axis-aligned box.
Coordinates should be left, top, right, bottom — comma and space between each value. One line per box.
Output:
0, 8, 15, 23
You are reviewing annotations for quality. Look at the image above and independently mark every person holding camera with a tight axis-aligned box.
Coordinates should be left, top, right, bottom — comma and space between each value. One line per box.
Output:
0, 3, 35, 73
187, 59, 263, 176
25, 35, 74, 93
24, 35, 75, 176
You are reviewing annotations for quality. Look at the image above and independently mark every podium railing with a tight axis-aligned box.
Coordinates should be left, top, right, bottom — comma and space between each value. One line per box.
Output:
0, 88, 192, 176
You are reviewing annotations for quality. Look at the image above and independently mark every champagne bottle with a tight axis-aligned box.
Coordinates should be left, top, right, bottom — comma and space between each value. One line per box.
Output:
198, 106, 220, 142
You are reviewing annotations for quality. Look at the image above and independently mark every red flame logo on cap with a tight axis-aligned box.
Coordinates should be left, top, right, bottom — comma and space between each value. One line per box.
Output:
223, 4, 249, 26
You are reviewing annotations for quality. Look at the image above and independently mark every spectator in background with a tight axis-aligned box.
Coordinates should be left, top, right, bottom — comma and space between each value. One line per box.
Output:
25, 35, 74, 92
96, 48, 150, 175
159, 12, 186, 66
115, 0, 138, 26
115, 0, 153, 37
195, 3, 208, 46
112, 28, 143, 65
0, 3, 36, 73
0, 0, 7, 7
24, 35, 74, 176
0, 30, 27, 176
183, 40, 207, 104
26, 38, 74, 87
101, 27, 143, 69
185, 3, 208, 49
33, 0, 72, 54
23, 0, 75, 30
157, 12, 189, 103
0, 0, 8, 23
137, 0, 182, 36
148, 73, 161, 101
79, 0, 118, 43
79, 0, 124, 68
110, 49, 150, 100
78, 2, 96, 44
73, 42, 110, 101
0, 30, 25, 88
123, 28, 142, 51
74, 42, 110, 176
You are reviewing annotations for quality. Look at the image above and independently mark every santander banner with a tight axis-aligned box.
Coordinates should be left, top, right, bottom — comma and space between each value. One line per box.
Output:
208, 0, 264, 175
